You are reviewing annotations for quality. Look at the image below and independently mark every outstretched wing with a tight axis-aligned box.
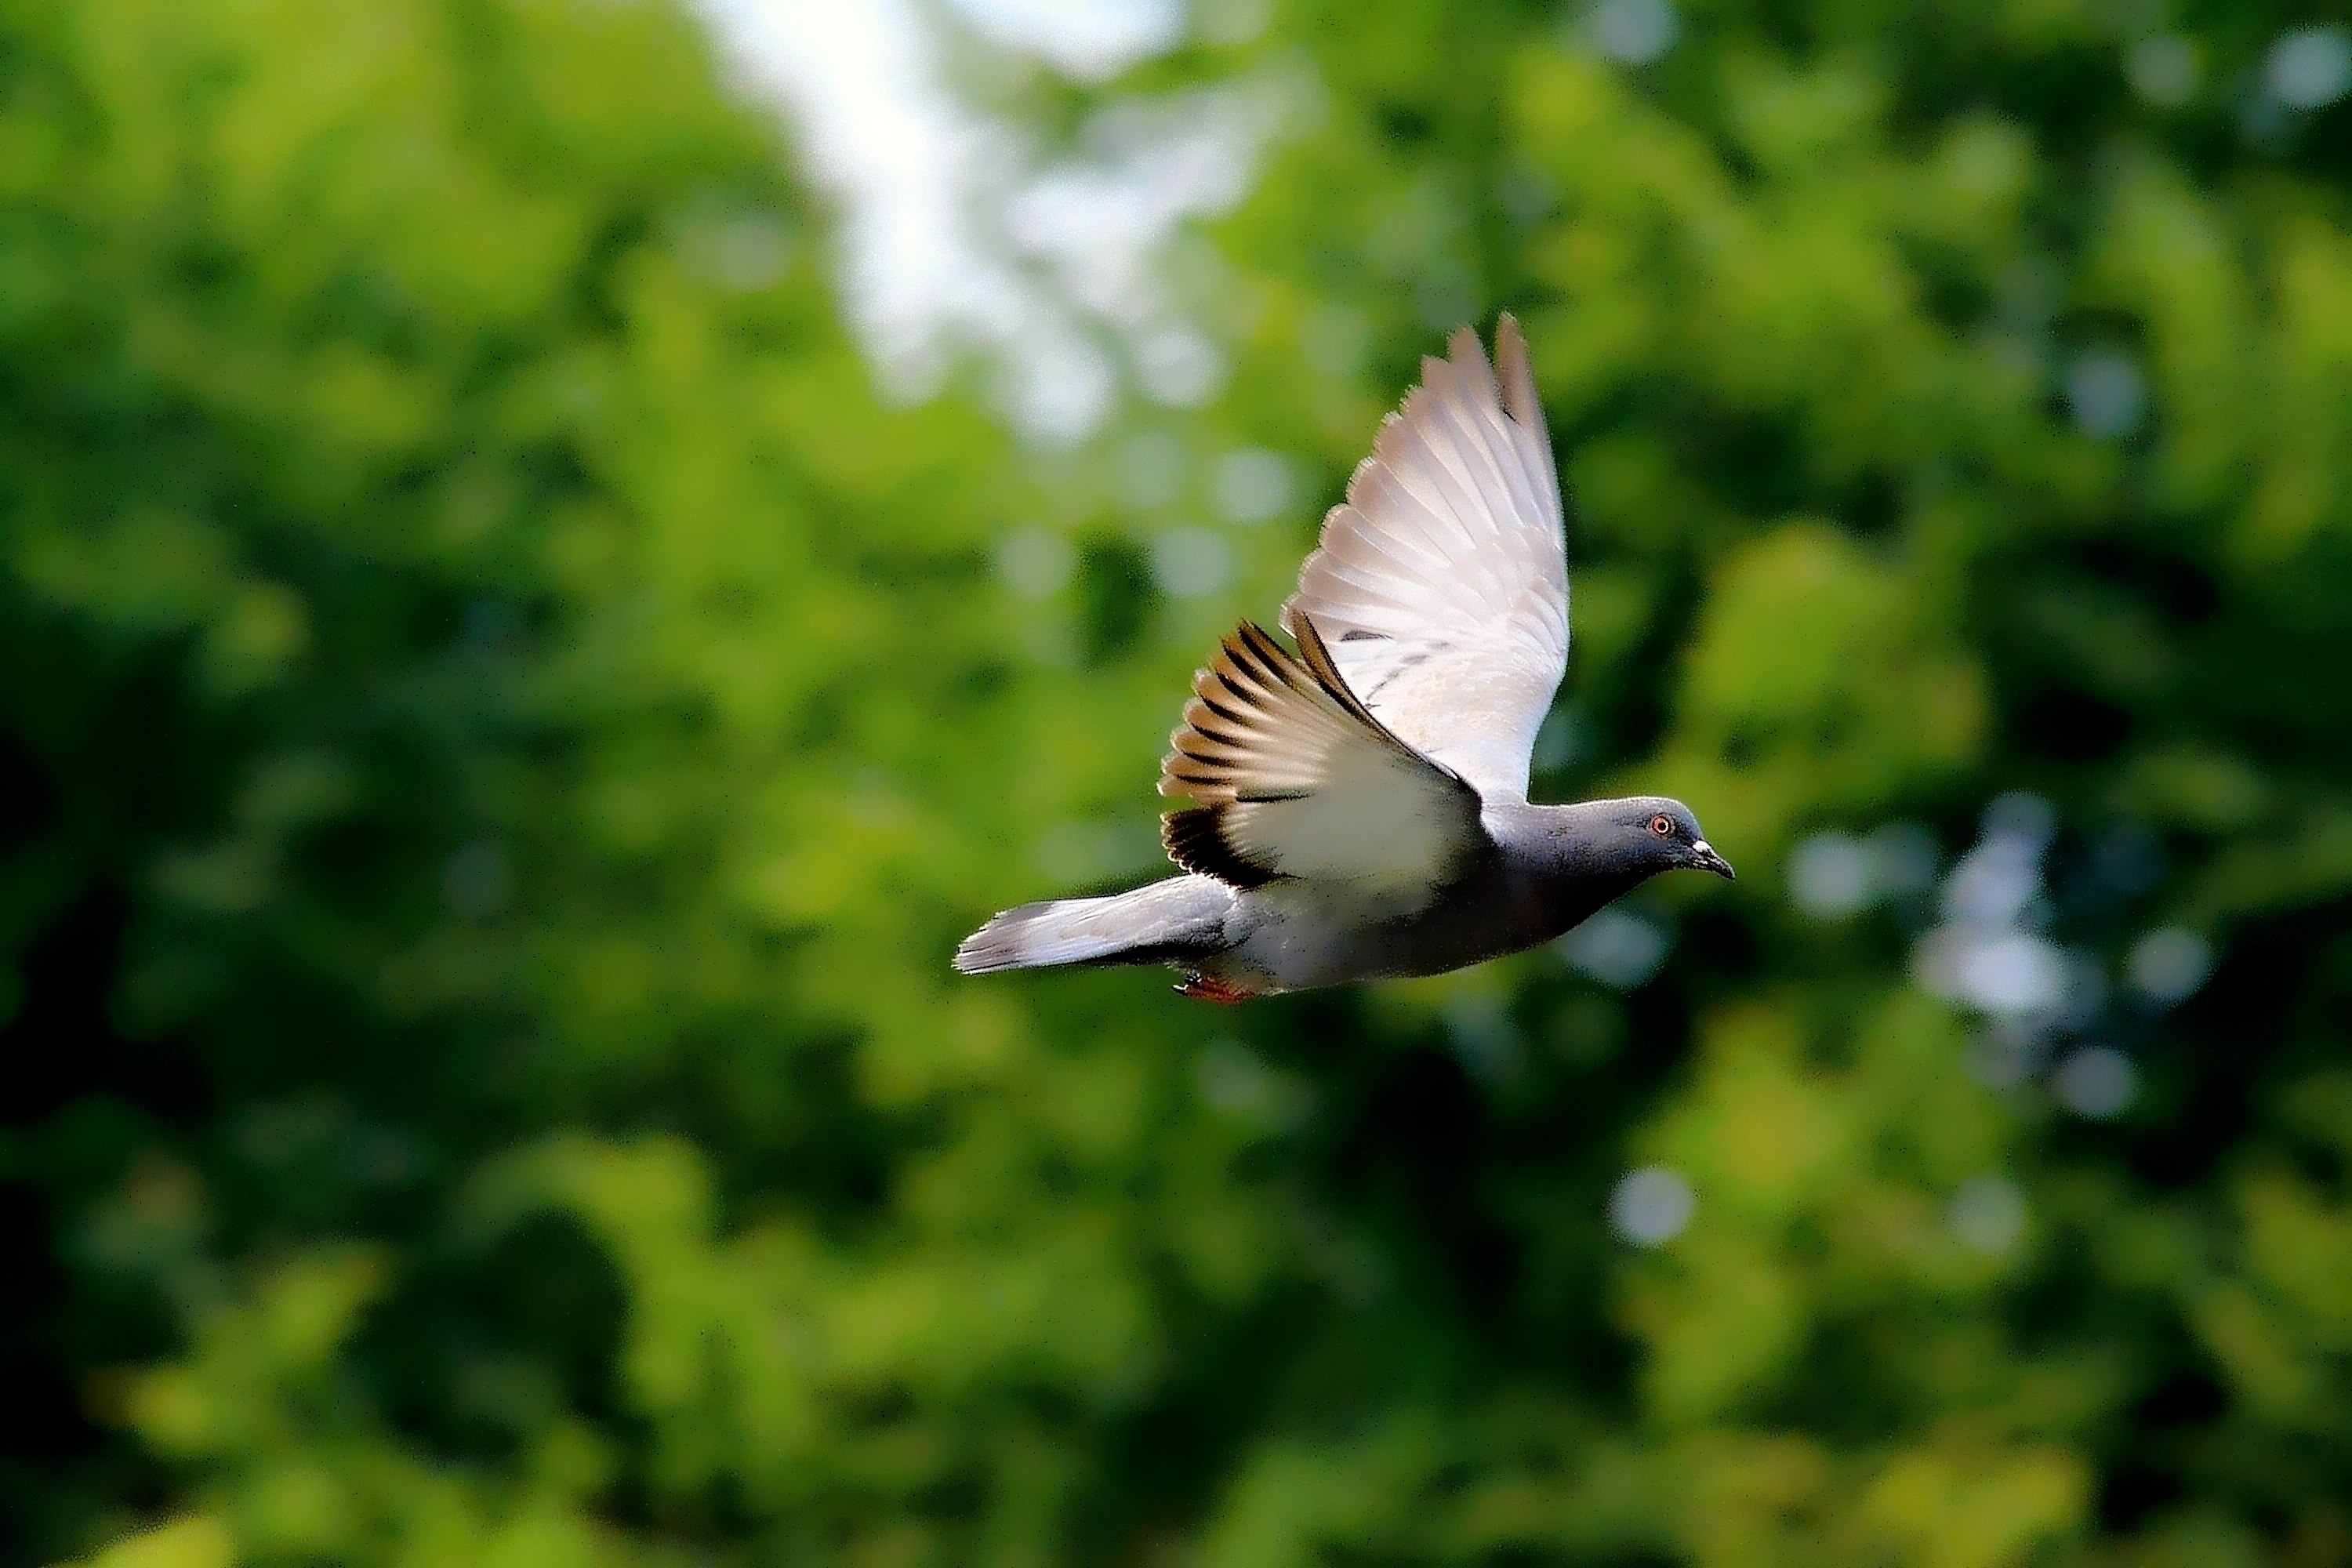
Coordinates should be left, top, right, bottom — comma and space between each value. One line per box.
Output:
1280, 314, 1567, 803
1159, 619, 1484, 903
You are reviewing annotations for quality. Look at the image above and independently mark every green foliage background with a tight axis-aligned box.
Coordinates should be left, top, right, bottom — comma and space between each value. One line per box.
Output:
6, 0, 2352, 1563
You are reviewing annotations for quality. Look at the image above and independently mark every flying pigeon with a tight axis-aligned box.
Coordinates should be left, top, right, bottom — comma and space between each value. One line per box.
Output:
955, 316, 1732, 1002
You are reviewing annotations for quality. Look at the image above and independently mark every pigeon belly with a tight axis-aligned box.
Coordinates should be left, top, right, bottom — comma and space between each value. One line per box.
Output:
1189, 880, 1381, 995
1192, 858, 1639, 995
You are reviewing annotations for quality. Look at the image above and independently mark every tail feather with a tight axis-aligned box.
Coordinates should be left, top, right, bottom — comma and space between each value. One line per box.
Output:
954, 875, 1235, 975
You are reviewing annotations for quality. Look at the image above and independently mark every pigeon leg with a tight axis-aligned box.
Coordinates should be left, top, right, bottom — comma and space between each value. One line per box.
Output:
1175, 972, 1259, 1004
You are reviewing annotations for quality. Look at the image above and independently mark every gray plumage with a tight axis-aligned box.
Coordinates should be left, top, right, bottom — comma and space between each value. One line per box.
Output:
955, 317, 1733, 1001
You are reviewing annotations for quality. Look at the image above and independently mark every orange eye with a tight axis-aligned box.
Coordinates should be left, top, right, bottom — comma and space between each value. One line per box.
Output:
1650, 815, 1675, 837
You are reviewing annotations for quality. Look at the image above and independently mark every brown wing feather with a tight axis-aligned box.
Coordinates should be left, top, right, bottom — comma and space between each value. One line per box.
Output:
1162, 806, 1277, 888
1158, 620, 1480, 893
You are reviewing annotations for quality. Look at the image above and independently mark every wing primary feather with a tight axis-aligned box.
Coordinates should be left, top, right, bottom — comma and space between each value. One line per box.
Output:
1417, 360, 1518, 540
1494, 313, 1559, 497
1432, 339, 1518, 485
1273, 318, 1570, 801
1382, 391, 1502, 548
1438, 330, 1552, 539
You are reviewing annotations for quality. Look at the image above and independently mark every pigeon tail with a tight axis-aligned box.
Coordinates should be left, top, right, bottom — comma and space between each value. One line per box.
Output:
954, 875, 1236, 975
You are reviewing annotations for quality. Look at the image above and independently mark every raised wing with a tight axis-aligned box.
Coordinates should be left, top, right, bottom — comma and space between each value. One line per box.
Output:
1159, 619, 1483, 902
1280, 314, 1568, 803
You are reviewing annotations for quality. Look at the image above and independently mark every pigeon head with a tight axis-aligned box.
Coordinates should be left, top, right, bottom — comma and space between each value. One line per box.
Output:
1582, 797, 1737, 882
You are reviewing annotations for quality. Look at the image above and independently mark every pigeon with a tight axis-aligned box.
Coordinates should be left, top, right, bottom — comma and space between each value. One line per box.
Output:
955, 316, 1732, 1002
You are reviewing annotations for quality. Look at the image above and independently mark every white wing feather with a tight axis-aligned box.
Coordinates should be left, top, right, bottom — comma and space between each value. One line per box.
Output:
1281, 315, 1568, 803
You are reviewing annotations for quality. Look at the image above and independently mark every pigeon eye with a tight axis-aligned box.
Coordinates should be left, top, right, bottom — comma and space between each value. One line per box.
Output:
1650, 815, 1675, 837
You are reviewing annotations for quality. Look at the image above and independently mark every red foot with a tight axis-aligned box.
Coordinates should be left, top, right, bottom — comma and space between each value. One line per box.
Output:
1175, 973, 1260, 1004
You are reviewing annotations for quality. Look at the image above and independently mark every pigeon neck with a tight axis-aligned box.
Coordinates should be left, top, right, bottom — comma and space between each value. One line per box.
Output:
1487, 800, 1634, 876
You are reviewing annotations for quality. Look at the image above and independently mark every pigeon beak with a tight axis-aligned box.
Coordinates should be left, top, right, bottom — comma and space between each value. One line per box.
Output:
1690, 840, 1737, 880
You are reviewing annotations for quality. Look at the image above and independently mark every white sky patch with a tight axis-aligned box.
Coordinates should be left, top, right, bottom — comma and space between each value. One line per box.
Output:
1559, 906, 1671, 989
1912, 794, 2076, 1024
690, 0, 1287, 445
1610, 1167, 1694, 1245
941, 0, 1183, 79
